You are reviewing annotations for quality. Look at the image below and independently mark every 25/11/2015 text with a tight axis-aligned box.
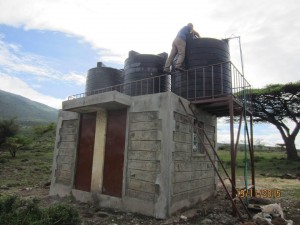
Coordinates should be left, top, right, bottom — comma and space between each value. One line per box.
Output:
237, 189, 281, 198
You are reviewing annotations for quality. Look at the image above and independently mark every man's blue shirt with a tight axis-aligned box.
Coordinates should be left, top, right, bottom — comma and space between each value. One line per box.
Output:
176, 26, 192, 41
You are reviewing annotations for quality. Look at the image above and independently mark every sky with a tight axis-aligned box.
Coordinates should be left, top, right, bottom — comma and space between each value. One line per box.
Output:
0, 0, 299, 147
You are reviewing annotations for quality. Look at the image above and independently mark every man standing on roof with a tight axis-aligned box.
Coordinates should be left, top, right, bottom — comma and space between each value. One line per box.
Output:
164, 23, 200, 73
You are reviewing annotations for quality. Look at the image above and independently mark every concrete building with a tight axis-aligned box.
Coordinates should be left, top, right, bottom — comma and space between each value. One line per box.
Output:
50, 90, 217, 219
50, 38, 253, 219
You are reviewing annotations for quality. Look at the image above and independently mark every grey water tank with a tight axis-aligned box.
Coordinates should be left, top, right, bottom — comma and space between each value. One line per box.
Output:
85, 62, 123, 94
172, 37, 231, 99
124, 51, 170, 96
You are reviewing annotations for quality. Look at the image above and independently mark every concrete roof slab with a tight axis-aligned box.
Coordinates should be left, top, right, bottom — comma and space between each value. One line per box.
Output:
62, 91, 132, 112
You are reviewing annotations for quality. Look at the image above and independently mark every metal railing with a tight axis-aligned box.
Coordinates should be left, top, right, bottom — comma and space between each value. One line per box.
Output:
68, 61, 252, 109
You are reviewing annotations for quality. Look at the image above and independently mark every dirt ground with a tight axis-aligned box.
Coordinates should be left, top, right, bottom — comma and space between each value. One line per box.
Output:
1, 178, 299, 225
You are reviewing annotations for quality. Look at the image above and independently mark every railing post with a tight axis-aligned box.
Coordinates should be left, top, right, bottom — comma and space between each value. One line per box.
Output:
159, 76, 161, 93
212, 65, 214, 98
194, 69, 197, 100
203, 67, 205, 97
186, 71, 189, 99
221, 63, 224, 95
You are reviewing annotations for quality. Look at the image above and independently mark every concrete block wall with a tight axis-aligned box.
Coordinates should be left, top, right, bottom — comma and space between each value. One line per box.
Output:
49, 92, 217, 218
170, 105, 217, 213
126, 111, 161, 202
50, 110, 79, 196
126, 92, 174, 218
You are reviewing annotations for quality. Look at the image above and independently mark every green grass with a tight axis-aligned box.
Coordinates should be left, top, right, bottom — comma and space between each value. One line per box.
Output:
217, 149, 300, 177
217, 149, 300, 200
0, 124, 55, 189
0, 149, 53, 188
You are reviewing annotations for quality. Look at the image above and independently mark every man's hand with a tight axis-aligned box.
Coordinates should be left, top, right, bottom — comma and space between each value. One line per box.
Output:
192, 30, 200, 38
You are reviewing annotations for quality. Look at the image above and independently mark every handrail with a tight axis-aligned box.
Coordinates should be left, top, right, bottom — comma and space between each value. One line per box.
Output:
67, 61, 252, 111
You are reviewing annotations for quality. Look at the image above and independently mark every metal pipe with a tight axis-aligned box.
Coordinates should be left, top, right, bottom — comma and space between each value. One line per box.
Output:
229, 96, 237, 216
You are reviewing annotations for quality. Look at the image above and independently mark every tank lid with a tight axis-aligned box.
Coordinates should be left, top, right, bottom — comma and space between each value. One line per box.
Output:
157, 52, 168, 59
97, 62, 107, 68
129, 50, 140, 57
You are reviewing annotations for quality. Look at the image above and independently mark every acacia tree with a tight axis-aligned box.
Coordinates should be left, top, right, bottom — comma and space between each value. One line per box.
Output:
252, 81, 300, 160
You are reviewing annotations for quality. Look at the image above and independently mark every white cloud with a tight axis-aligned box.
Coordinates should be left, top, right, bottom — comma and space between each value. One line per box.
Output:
1, 0, 299, 88
63, 72, 86, 85
0, 36, 60, 79
0, 73, 63, 109
0, 35, 85, 84
0, 0, 299, 145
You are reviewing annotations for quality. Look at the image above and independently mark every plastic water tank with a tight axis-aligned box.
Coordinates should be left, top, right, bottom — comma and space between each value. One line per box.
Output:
85, 62, 123, 94
172, 37, 231, 99
124, 51, 170, 96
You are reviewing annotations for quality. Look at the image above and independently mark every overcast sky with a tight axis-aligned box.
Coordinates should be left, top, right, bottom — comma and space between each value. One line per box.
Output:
0, 0, 299, 147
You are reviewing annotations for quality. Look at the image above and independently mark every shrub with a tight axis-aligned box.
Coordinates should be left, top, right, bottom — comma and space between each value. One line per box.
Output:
0, 195, 81, 225
0, 195, 42, 225
44, 204, 81, 225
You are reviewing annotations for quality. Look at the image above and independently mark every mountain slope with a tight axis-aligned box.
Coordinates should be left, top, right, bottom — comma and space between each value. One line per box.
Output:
0, 90, 58, 123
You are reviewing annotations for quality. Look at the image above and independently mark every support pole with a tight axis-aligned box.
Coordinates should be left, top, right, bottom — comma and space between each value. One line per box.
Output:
234, 109, 244, 158
250, 114, 255, 195
229, 97, 237, 216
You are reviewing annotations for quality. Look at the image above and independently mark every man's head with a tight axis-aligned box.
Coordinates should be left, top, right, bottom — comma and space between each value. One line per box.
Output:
187, 23, 193, 29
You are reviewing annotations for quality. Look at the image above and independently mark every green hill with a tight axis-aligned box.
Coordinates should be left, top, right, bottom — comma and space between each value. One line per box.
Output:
0, 90, 58, 124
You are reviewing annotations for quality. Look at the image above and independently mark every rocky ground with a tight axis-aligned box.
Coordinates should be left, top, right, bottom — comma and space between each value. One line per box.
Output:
2, 183, 299, 225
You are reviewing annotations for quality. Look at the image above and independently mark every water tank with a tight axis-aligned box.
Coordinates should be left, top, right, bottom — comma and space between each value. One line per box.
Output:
124, 51, 170, 96
172, 37, 231, 99
85, 62, 123, 94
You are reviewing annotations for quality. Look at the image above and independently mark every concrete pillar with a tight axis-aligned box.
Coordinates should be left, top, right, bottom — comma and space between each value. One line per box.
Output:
91, 109, 107, 192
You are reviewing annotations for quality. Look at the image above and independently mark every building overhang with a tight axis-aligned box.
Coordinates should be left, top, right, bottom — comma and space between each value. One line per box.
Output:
62, 91, 132, 113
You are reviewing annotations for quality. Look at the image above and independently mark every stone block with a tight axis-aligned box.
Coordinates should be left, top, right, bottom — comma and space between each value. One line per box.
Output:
193, 170, 208, 180
130, 130, 162, 141
128, 160, 159, 172
172, 152, 191, 161
130, 120, 162, 131
57, 163, 72, 171
173, 132, 192, 143
129, 111, 159, 122
59, 148, 74, 155
174, 112, 193, 124
172, 185, 213, 203
55, 177, 71, 186
62, 119, 78, 128
129, 140, 161, 151
128, 151, 156, 161
56, 155, 73, 164
173, 178, 214, 194
173, 172, 193, 183
173, 181, 192, 194
127, 189, 155, 201
60, 127, 77, 135
129, 169, 156, 182
174, 143, 192, 152
128, 179, 156, 193
192, 162, 210, 171
58, 142, 76, 149
175, 121, 192, 133
174, 162, 192, 172
55, 169, 72, 180
60, 134, 76, 142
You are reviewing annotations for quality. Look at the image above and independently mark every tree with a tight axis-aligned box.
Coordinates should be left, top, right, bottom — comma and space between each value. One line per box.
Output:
0, 118, 19, 154
252, 81, 300, 160
2, 136, 28, 158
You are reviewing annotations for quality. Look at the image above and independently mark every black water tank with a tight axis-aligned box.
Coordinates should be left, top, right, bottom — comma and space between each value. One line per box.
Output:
172, 37, 231, 99
85, 62, 123, 94
124, 51, 170, 96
